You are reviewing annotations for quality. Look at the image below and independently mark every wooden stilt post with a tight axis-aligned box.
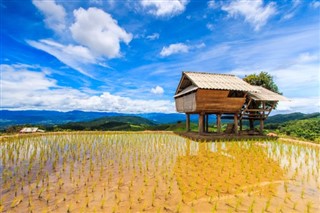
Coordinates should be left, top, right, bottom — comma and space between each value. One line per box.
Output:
249, 119, 254, 130
199, 113, 204, 134
240, 119, 243, 131
234, 114, 238, 134
217, 113, 221, 133
205, 114, 209, 133
259, 119, 264, 135
186, 113, 190, 132
260, 101, 265, 135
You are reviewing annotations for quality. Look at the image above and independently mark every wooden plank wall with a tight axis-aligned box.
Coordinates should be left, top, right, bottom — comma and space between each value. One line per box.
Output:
175, 89, 246, 113
175, 92, 196, 112
196, 89, 245, 113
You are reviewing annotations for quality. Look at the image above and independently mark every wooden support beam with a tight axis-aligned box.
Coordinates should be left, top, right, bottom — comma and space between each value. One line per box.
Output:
216, 113, 221, 133
240, 119, 243, 131
234, 114, 238, 134
259, 119, 264, 135
186, 113, 190, 132
198, 113, 204, 134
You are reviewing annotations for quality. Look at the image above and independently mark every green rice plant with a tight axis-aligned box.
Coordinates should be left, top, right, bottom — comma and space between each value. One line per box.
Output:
100, 198, 106, 209
306, 201, 312, 213
293, 201, 298, 210
10, 195, 23, 208
265, 197, 271, 212
301, 188, 305, 199
248, 199, 255, 213
38, 187, 45, 199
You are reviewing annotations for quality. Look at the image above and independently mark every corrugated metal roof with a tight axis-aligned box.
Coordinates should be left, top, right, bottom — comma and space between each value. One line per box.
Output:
20, 127, 38, 133
174, 85, 198, 98
183, 72, 257, 92
249, 86, 288, 101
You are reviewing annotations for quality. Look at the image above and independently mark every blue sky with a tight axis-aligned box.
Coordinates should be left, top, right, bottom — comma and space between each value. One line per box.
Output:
1, 0, 319, 113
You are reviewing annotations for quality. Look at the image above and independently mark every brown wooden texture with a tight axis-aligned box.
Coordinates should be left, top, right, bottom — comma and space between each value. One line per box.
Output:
196, 89, 245, 113
234, 114, 238, 134
198, 113, 204, 133
216, 113, 221, 133
175, 92, 196, 112
186, 114, 190, 132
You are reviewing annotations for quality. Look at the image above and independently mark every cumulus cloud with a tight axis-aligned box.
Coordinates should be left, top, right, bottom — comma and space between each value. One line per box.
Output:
222, 0, 276, 31
70, 7, 133, 59
276, 97, 320, 114
160, 42, 205, 57
310, 1, 320, 9
146, 33, 160, 40
27, 39, 96, 77
160, 43, 189, 56
297, 52, 318, 63
32, 0, 66, 33
1, 64, 175, 113
140, 0, 189, 17
206, 23, 214, 31
207, 0, 218, 9
151, 86, 164, 94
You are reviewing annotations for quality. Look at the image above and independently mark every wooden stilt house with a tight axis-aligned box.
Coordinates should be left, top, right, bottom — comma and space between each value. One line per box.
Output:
174, 72, 287, 135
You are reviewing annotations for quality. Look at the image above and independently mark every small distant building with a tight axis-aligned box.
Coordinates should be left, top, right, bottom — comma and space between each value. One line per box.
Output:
20, 127, 45, 133
174, 71, 287, 135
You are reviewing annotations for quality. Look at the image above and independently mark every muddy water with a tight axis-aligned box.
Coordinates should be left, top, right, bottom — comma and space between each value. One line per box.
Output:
0, 133, 319, 212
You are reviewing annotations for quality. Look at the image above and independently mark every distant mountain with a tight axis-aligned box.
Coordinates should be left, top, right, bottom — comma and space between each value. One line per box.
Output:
265, 112, 320, 124
59, 116, 156, 131
0, 110, 195, 129
1, 110, 319, 131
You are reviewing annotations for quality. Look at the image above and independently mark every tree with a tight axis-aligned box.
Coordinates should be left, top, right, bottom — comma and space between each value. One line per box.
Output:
243, 71, 281, 94
243, 72, 282, 130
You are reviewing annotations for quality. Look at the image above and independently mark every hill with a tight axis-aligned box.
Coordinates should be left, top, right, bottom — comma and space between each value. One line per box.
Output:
0, 110, 192, 129
265, 112, 319, 124
58, 116, 156, 131
268, 116, 320, 142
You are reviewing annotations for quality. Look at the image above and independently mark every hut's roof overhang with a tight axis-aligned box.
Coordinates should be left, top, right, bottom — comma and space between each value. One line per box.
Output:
175, 71, 258, 95
174, 85, 198, 98
248, 86, 288, 101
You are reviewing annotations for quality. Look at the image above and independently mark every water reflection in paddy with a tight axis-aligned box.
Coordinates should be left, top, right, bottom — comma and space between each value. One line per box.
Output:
0, 133, 319, 212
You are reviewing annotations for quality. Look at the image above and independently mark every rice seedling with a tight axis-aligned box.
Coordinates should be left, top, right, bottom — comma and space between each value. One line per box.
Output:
0, 133, 319, 212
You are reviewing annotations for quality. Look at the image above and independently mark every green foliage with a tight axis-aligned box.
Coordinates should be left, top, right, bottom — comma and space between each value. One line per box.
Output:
58, 116, 154, 131
243, 71, 281, 94
278, 117, 320, 141
265, 112, 319, 124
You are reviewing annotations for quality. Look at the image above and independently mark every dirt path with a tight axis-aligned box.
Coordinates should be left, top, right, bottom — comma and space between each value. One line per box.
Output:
279, 137, 320, 148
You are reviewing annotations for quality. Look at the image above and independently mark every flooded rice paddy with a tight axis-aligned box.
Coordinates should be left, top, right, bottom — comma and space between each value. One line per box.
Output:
1, 132, 319, 212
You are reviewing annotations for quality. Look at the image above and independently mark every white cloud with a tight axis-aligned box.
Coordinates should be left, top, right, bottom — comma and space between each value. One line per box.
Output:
195, 42, 206, 49
160, 42, 205, 57
206, 23, 214, 31
207, 0, 218, 9
146, 33, 160, 40
27, 39, 96, 77
32, 0, 66, 33
89, 0, 103, 5
1, 64, 175, 113
221, 0, 276, 31
275, 97, 320, 114
310, 1, 320, 9
70, 7, 133, 59
282, 0, 301, 20
160, 43, 189, 56
151, 86, 164, 95
140, 0, 189, 17
297, 52, 318, 63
